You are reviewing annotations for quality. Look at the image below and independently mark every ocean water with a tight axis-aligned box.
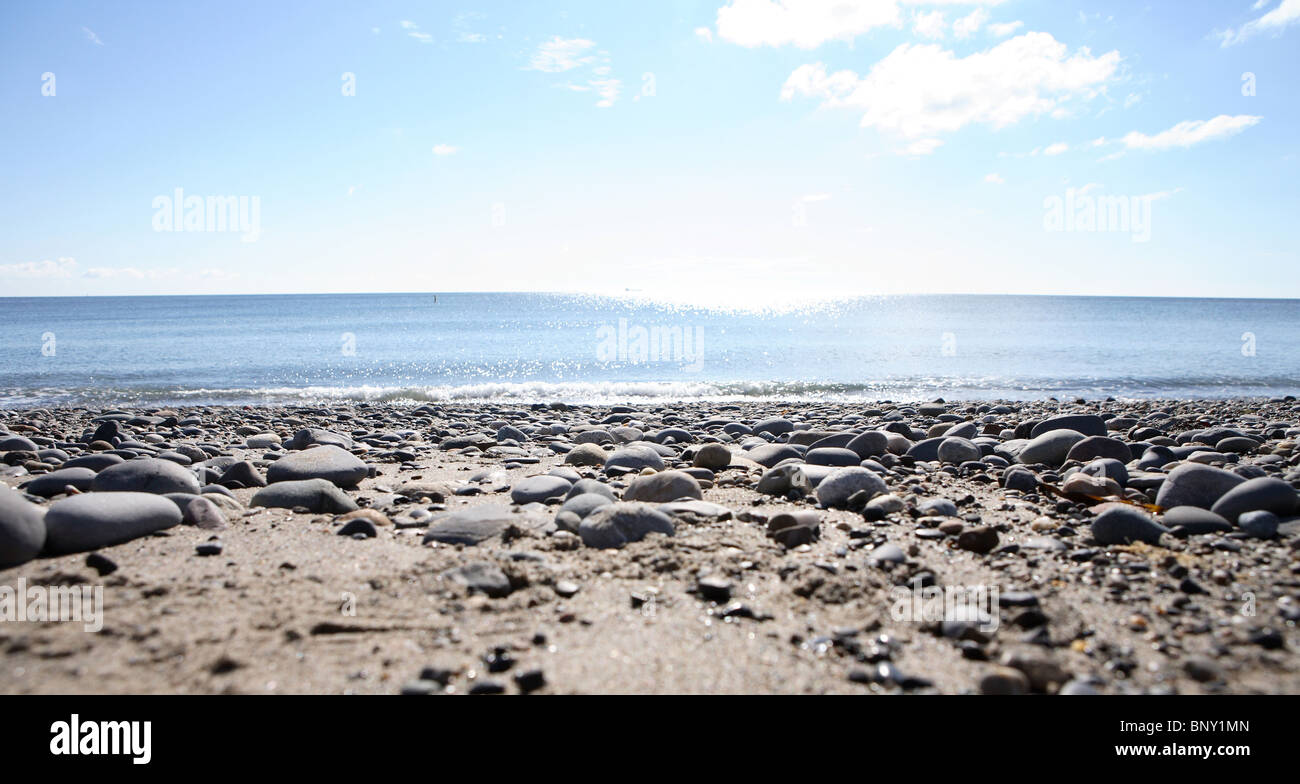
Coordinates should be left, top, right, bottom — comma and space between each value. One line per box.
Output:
0, 293, 1297, 408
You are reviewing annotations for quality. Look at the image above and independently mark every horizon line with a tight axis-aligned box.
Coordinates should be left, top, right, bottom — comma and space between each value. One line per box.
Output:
1, 290, 1299, 303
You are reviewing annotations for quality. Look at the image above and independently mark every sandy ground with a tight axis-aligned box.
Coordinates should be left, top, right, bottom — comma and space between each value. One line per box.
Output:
2, 401, 1298, 695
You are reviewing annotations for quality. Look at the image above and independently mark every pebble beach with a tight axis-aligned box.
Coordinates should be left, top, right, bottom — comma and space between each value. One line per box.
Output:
2, 396, 1298, 695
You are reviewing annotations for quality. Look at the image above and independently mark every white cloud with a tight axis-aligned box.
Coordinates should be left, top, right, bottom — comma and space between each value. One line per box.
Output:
695, 26, 714, 42
901, 138, 943, 155
984, 172, 1004, 184
1123, 92, 1141, 108
0, 257, 78, 278
1218, 0, 1300, 45
433, 144, 459, 156
399, 20, 433, 44
1044, 141, 1069, 155
591, 79, 622, 108
781, 33, 1121, 142
987, 20, 1023, 37
529, 36, 597, 72
530, 37, 621, 108
82, 26, 103, 45
82, 267, 177, 280
458, 32, 486, 43
953, 8, 988, 38
913, 11, 946, 39
1120, 114, 1262, 151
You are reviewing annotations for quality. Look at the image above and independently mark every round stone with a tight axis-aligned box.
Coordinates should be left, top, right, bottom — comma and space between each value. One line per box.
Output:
816, 467, 887, 509
0, 486, 46, 568
1017, 430, 1087, 467
266, 446, 368, 488
692, 443, 733, 471
805, 447, 862, 466
250, 478, 359, 514
564, 443, 608, 467
1209, 477, 1297, 523
509, 475, 572, 504
621, 470, 703, 503
1155, 463, 1247, 510
43, 492, 183, 555
21, 467, 97, 497
937, 437, 982, 464
604, 446, 665, 473
1091, 504, 1168, 545
579, 502, 675, 548
91, 458, 201, 495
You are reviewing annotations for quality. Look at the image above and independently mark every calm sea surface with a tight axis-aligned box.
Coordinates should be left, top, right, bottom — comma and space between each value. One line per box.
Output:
1, 293, 1297, 407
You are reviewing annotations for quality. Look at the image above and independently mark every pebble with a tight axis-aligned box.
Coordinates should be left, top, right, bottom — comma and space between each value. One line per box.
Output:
816, 467, 886, 509
621, 470, 702, 503
937, 437, 981, 464
422, 505, 551, 546
266, 445, 368, 488
442, 562, 512, 597
692, 443, 732, 471
563, 443, 608, 466
509, 475, 572, 504
1238, 510, 1279, 539
1209, 477, 1297, 523
91, 457, 201, 495
21, 467, 97, 497
43, 492, 183, 555
603, 446, 665, 473
578, 502, 674, 549
1017, 429, 1087, 467
0, 485, 46, 568
250, 479, 359, 514
1091, 504, 1168, 545
1155, 463, 1246, 510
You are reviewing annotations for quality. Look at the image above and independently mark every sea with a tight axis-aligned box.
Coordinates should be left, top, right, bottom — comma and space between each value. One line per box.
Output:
1, 293, 1297, 408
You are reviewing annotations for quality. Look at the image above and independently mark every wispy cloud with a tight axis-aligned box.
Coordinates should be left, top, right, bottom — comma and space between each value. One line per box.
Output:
400, 20, 433, 44
82, 26, 104, 45
1043, 142, 1069, 155
432, 144, 459, 156
1121, 114, 1262, 151
528, 36, 597, 72
530, 37, 622, 108
1217, 0, 1300, 45
0, 257, 78, 278
901, 138, 943, 156
987, 20, 1023, 37
984, 173, 1005, 184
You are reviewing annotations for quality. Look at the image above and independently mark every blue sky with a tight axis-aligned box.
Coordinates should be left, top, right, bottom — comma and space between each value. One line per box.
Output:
1, 0, 1297, 302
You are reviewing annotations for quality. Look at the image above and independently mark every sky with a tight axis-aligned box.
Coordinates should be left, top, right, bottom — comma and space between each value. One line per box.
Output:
0, 0, 1297, 303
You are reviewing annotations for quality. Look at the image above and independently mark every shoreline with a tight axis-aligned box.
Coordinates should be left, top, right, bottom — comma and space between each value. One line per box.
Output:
4, 392, 1298, 412
2, 397, 1298, 694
